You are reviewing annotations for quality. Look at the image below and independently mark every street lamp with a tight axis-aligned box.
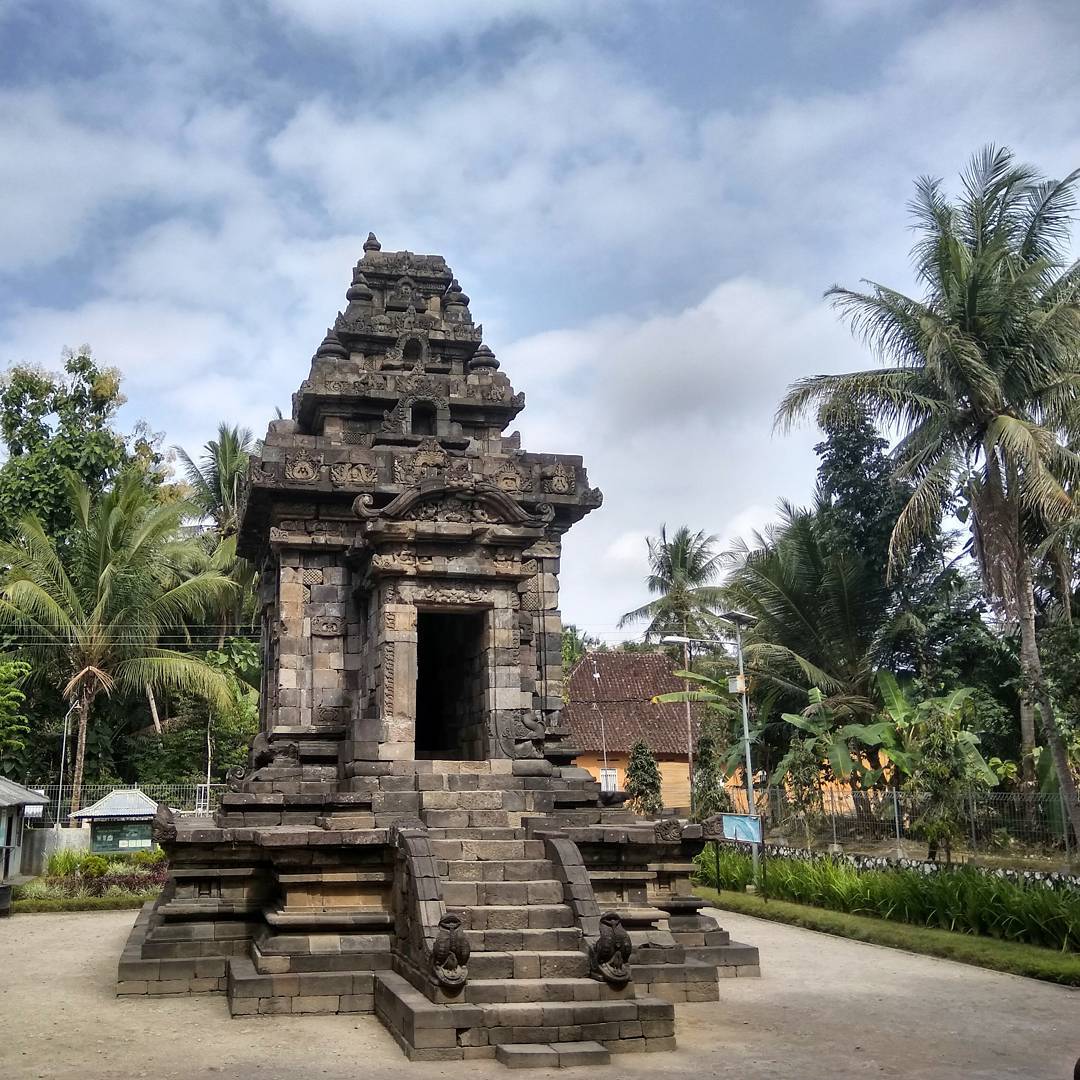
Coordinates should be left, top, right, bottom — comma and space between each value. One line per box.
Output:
664, 610, 759, 872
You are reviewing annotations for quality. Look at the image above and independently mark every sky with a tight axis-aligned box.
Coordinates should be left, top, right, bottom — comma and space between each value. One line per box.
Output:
1, 0, 1079, 643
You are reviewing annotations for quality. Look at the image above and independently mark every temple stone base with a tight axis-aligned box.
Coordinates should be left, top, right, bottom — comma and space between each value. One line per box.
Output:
119, 762, 759, 1064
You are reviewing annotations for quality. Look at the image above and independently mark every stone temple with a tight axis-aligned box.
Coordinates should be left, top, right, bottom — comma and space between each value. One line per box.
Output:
117, 236, 759, 1067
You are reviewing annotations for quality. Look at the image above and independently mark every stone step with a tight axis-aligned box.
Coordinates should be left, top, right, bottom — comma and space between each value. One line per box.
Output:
464, 975, 632, 1003
420, 790, 527, 811
495, 1042, 610, 1068
464, 927, 582, 952
449, 904, 575, 931
443, 859, 555, 883
422, 810, 523, 829
427, 827, 525, 841
429, 838, 546, 861
445, 775, 530, 791
468, 951, 590, 980
442, 880, 564, 908
477, 997, 676, 1048
227, 956, 374, 1015
373, 970, 483, 1061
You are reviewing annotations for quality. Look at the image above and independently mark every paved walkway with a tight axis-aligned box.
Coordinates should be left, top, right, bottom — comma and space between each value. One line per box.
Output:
0, 908, 1075, 1079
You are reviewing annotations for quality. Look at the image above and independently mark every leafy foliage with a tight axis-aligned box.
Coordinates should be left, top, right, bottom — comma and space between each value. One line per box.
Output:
0, 351, 164, 546
0, 659, 31, 775
624, 739, 663, 816
703, 848, 1079, 952
174, 422, 255, 537
618, 525, 723, 641
692, 713, 733, 820
561, 624, 599, 676
0, 471, 236, 811
776, 145, 1080, 841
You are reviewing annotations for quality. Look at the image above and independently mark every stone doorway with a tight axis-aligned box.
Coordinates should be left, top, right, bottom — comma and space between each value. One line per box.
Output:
414, 609, 489, 759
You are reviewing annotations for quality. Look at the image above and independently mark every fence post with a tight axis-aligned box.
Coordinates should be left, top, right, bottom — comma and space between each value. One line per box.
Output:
892, 790, 902, 859
829, 790, 839, 852
969, 791, 978, 856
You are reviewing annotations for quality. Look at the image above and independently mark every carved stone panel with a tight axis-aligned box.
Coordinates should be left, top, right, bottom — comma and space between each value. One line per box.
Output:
284, 451, 322, 482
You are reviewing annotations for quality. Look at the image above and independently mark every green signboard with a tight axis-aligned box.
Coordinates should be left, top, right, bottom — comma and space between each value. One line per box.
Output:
90, 820, 153, 854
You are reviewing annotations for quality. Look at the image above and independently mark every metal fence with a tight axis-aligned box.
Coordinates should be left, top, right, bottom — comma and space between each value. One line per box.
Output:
24, 783, 226, 827
725, 786, 1074, 861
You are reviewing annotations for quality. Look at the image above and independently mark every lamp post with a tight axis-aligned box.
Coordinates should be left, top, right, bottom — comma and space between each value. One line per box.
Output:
664, 610, 759, 873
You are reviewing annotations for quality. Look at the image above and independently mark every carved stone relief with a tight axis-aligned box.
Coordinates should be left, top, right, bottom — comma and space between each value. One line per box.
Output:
542, 461, 576, 495
494, 460, 527, 494
284, 451, 322, 482
330, 461, 379, 486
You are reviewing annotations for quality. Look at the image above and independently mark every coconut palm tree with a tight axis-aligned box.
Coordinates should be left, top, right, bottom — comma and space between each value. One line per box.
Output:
618, 525, 723, 641
721, 501, 896, 720
174, 423, 256, 537
776, 146, 1080, 844
0, 471, 237, 814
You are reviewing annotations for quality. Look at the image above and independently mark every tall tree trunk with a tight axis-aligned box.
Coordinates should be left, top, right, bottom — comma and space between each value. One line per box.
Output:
1017, 558, 1080, 848
68, 691, 93, 820
146, 684, 162, 736
1053, 545, 1073, 626
1018, 698, 1037, 785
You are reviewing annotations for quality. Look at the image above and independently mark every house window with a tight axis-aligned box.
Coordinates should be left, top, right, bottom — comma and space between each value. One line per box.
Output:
600, 769, 618, 793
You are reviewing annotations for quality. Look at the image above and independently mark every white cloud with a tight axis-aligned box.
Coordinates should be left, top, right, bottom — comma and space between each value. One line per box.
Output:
1, 0, 1079, 643
503, 276, 864, 637
266, 0, 631, 44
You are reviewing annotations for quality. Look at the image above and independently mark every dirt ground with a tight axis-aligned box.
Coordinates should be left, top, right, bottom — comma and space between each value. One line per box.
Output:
0, 908, 1076, 1080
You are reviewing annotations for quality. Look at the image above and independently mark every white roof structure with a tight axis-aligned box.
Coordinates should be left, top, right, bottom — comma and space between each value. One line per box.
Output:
0, 777, 50, 809
71, 787, 159, 820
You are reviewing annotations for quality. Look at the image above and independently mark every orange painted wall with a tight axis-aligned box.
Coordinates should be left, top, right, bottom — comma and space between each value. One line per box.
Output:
574, 752, 692, 812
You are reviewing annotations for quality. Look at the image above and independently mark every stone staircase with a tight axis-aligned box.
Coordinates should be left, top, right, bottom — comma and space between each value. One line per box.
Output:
374, 798, 677, 1065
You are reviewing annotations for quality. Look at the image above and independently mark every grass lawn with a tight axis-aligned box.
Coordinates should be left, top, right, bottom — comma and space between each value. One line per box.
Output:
697, 886, 1080, 987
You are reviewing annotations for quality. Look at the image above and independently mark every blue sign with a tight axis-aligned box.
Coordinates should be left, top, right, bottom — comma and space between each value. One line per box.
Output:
721, 813, 762, 844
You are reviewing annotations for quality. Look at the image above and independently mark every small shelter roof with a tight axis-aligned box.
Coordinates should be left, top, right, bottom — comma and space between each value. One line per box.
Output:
564, 651, 704, 756
71, 787, 158, 820
0, 777, 50, 809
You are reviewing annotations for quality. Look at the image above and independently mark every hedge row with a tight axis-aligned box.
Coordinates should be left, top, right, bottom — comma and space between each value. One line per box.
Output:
12, 894, 156, 913
698, 845, 1080, 952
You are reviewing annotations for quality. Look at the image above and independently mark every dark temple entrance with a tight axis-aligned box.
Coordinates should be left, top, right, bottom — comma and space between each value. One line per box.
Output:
415, 609, 489, 759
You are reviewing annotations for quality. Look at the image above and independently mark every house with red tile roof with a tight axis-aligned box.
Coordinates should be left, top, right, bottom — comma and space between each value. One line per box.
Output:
564, 651, 703, 811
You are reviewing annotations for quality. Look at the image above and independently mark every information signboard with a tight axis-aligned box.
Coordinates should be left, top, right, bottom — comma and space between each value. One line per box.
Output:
720, 813, 762, 844
91, 821, 153, 853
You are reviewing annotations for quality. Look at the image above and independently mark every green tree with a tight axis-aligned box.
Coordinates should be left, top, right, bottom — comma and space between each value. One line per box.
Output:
777, 147, 1080, 844
692, 713, 733, 820
618, 525, 722, 642
902, 695, 994, 864
174, 423, 256, 538
561, 624, 599, 676
128, 639, 259, 783
624, 739, 663, 816
0, 471, 237, 814
723, 503, 893, 720
0, 350, 155, 544
0, 659, 31, 776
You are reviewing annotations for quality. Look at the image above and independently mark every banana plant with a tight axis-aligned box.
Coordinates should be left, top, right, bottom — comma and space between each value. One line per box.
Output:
774, 687, 894, 787
875, 672, 998, 787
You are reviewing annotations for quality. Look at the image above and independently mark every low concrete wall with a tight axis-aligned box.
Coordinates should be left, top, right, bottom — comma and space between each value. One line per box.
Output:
20, 826, 90, 876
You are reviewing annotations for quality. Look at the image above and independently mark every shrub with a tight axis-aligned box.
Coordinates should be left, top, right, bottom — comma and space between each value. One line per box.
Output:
13, 895, 155, 914
697, 846, 1080, 952
130, 847, 167, 868
45, 848, 86, 877
80, 855, 110, 879
625, 740, 663, 816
